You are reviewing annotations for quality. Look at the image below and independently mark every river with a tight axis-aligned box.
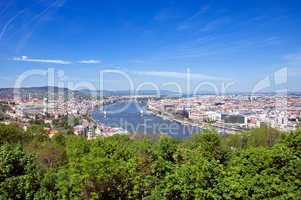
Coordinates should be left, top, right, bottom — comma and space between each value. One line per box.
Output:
91, 100, 201, 137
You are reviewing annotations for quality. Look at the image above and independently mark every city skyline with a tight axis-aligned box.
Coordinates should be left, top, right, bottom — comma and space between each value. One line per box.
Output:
0, 0, 301, 92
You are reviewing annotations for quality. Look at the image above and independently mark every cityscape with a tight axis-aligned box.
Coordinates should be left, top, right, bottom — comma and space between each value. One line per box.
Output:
0, 0, 301, 199
1, 89, 301, 139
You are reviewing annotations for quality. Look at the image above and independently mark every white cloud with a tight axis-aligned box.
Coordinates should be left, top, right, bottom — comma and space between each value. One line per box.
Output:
13, 56, 71, 64
133, 70, 230, 81
78, 59, 101, 64
12, 56, 102, 65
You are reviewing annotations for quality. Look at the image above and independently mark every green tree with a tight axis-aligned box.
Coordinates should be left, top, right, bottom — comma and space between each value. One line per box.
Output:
0, 144, 41, 200
0, 124, 28, 145
216, 143, 301, 199
153, 157, 222, 200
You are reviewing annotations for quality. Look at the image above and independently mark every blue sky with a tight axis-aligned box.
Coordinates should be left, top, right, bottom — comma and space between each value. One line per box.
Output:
0, 0, 301, 92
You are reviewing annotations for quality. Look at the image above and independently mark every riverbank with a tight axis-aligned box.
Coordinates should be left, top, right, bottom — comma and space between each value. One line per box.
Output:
145, 104, 244, 134
146, 104, 204, 129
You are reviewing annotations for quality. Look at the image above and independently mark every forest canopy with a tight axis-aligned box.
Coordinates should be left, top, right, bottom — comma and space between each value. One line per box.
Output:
0, 124, 300, 200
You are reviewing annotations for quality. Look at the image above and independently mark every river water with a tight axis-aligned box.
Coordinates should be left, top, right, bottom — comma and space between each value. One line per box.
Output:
91, 100, 201, 137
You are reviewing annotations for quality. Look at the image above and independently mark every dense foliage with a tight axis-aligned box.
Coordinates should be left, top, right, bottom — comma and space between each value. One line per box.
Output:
0, 103, 11, 120
0, 124, 300, 199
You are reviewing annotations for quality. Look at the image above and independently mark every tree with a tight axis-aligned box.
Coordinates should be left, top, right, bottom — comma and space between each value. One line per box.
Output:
225, 127, 282, 150
0, 144, 41, 200
0, 124, 28, 145
26, 124, 49, 142
0, 123, 300, 199
153, 158, 222, 200
215, 143, 301, 199
188, 129, 229, 163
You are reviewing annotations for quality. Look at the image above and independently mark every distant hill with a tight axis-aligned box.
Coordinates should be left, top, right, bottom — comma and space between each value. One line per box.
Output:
0, 86, 78, 99
0, 87, 181, 99
79, 89, 181, 97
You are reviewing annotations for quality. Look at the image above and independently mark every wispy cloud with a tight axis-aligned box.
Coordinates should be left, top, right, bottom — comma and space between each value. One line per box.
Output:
199, 17, 231, 32
78, 60, 101, 64
133, 70, 230, 81
154, 8, 179, 22
258, 37, 281, 47
0, 9, 26, 41
187, 5, 210, 21
13, 56, 71, 64
8, 0, 67, 52
177, 11, 232, 33
177, 4, 210, 31
12, 56, 104, 65
283, 51, 301, 64
130, 59, 146, 64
